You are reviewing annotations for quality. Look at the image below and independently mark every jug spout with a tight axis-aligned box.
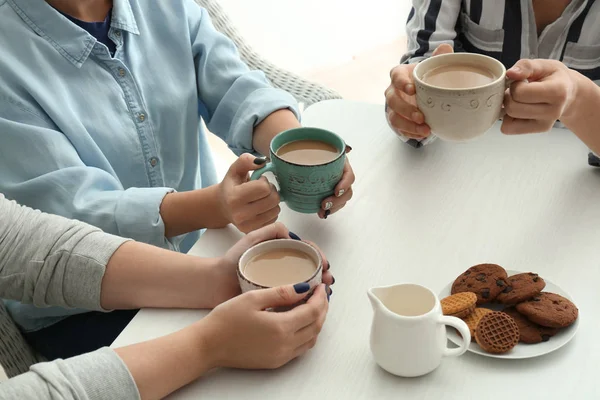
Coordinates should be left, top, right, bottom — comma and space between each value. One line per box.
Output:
367, 287, 385, 313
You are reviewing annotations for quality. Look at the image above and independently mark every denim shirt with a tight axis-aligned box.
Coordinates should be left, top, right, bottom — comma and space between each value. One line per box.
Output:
0, 0, 299, 331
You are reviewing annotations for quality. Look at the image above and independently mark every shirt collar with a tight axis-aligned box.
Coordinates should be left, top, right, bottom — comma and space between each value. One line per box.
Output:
7, 0, 139, 68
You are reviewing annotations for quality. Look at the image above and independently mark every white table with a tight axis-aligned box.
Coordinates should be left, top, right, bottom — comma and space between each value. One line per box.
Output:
113, 100, 600, 399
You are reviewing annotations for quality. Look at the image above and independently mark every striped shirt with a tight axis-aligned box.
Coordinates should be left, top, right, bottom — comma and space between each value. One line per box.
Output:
399, 0, 600, 164
402, 0, 600, 84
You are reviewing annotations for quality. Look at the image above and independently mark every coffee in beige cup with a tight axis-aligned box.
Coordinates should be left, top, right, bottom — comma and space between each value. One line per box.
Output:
238, 239, 323, 294
413, 53, 507, 142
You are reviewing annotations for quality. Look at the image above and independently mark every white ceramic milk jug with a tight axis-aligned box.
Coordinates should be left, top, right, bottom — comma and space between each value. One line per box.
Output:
368, 283, 471, 377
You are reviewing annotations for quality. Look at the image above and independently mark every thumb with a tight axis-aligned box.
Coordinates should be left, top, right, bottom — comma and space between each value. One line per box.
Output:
432, 43, 454, 56
226, 153, 267, 184
252, 283, 312, 309
506, 59, 554, 82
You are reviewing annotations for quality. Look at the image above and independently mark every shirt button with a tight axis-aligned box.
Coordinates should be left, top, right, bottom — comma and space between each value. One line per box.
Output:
118, 68, 126, 77
138, 113, 146, 122
114, 30, 121, 37
149, 157, 158, 167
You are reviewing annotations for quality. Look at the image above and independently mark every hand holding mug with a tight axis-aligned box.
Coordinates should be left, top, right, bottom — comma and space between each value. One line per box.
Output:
219, 153, 281, 233
385, 44, 454, 140
200, 283, 329, 370
250, 127, 352, 219
502, 59, 578, 135
220, 222, 334, 292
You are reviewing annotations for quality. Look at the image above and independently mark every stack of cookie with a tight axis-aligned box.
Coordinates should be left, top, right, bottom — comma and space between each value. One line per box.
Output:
441, 263, 579, 354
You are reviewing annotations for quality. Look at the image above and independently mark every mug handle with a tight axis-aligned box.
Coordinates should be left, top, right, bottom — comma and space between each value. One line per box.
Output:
438, 315, 471, 357
250, 162, 285, 202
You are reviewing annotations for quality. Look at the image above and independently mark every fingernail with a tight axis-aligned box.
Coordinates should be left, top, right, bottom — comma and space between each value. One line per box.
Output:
328, 287, 333, 296
326, 285, 331, 302
331, 276, 335, 285
289, 231, 301, 241
406, 139, 424, 149
324, 210, 331, 219
253, 157, 267, 165
336, 189, 345, 198
294, 282, 310, 294
345, 144, 353, 153
509, 66, 521, 73
404, 83, 414, 93
324, 201, 333, 210
328, 261, 331, 270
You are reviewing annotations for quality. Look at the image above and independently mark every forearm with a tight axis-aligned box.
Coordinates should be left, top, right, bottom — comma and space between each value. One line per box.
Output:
101, 241, 223, 310
252, 109, 301, 156
115, 321, 213, 400
160, 185, 230, 237
562, 71, 600, 155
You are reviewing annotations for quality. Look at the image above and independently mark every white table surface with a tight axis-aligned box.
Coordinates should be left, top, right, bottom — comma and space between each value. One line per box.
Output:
113, 100, 600, 399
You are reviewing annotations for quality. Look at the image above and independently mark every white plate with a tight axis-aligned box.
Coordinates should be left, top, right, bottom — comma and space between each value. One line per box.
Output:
438, 270, 580, 359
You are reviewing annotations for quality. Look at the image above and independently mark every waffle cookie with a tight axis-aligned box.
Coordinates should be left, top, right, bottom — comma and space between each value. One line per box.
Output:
496, 273, 546, 305
516, 292, 578, 328
462, 307, 493, 339
474, 312, 520, 354
441, 292, 477, 318
503, 307, 559, 344
451, 264, 508, 305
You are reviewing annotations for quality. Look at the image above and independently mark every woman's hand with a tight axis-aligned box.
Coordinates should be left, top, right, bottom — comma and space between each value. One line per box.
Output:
218, 154, 281, 234
502, 59, 579, 135
318, 150, 355, 220
385, 44, 453, 140
200, 283, 330, 370
210, 223, 335, 307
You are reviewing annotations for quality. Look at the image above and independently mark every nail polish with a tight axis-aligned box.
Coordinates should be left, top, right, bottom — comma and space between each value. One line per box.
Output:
293, 282, 310, 294
336, 189, 345, 198
289, 231, 302, 241
331, 276, 335, 285
253, 157, 267, 165
326, 286, 331, 302
324, 201, 333, 210
324, 210, 331, 219
345, 144, 353, 153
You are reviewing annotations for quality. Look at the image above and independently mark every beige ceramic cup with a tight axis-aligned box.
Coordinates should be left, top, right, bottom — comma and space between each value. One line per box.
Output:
237, 239, 323, 294
413, 53, 507, 142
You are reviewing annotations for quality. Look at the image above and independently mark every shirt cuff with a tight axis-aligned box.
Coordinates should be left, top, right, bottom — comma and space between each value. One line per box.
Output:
63, 231, 131, 311
115, 187, 178, 250
228, 87, 300, 155
30, 348, 140, 400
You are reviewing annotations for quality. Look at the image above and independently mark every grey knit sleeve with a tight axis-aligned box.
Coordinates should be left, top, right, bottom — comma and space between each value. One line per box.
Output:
0, 195, 130, 311
0, 348, 140, 400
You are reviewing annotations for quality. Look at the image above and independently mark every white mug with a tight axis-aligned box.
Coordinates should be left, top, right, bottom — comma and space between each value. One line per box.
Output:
413, 53, 507, 142
367, 283, 470, 377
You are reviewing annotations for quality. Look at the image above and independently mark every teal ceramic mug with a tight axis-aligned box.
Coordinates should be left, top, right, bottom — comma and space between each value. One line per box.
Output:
250, 127, 346, 214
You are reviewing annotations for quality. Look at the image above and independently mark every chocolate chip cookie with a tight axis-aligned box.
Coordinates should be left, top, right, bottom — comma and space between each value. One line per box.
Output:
516, 292, 578, 328
503, 307, 559, 344
496, 273, 546, 305
451, 264, 508, 305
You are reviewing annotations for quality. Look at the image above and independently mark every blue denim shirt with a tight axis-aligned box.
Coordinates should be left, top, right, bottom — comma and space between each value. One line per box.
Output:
0, 0, 299, 331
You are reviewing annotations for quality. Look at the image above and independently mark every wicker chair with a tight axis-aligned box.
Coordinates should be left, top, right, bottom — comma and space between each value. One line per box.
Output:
195, 0, 342, 107
0, 302, 44, 378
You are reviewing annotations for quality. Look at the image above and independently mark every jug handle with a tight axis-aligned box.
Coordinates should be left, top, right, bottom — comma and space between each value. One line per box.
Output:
438, 315, 471, 357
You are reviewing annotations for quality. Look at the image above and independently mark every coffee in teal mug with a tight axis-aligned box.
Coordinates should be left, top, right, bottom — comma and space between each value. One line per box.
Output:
250, 127, 346, 214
